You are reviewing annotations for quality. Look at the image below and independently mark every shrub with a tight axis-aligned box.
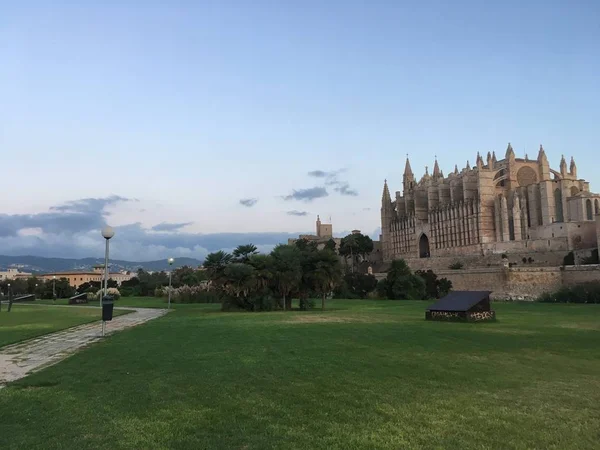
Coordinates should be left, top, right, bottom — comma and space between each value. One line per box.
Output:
448, 261, 464, 270
522, 257, 527, 264
381, 260, 427, 300
221, 292, 276, 311
342, 272, 378, 299
415, 269, 453, 299
538, 282, 600, 304
157, 284, 220, 304
93, 288, 121, 301
299, 297, 316, 310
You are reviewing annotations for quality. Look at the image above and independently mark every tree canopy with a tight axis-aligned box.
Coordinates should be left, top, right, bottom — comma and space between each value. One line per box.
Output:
202, 241, 341, 312
338, 232, 374, 272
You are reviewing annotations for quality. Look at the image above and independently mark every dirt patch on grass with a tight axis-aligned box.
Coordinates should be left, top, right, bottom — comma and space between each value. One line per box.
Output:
283, 315, 394, 324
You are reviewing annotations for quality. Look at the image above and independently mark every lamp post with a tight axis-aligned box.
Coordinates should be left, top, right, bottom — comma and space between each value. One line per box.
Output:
35, 283, 38, 300
101, 226, 115, 307
53, 276, 56, 301
168, 257, 174, 309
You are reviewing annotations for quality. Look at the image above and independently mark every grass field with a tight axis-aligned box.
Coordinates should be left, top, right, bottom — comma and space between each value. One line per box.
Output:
1, 300, 599, 449
28, 296, 170, 308
0, 304, 130, 348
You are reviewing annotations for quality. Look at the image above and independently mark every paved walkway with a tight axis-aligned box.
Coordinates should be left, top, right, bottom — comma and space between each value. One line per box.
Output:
0, 307, 167, 386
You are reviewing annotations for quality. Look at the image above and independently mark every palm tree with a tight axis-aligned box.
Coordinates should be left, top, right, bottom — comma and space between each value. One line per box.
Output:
271, 244, 302, 310
203, 251, 233, 291
248, 254, 274, 293
233, 244, 259, 263
222, 263, 255, 299
308, 249, 341, 310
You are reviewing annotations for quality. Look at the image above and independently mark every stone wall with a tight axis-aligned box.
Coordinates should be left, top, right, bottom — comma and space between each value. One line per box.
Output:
402, 248, 569, 272
429, 266, 600, 300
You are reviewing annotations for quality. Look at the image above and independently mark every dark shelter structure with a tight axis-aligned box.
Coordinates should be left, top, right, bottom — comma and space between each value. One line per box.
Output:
426, 291, 496, 322
69, 293, 89, 305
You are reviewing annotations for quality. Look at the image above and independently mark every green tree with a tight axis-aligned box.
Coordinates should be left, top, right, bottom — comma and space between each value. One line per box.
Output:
339, 233, 374, 273
247, 254, 274, 293
172, 265, 207, 287
271, 244, 302, 310
307, 249, 341, 310
344, 272, 378, 298
415, 269, 453, 299
40, 278, 74, 299
381, 259, 426, 300
26, 276, 42, 294
324, 238, 337, 252
135, 270, 169, 296
233, 244, 258, 263
203, 251, 233, 278
222, 263, 255, 298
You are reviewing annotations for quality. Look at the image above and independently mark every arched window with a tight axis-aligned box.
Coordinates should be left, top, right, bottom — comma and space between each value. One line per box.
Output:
586, 199, 593, 220
554, 189, 564, 222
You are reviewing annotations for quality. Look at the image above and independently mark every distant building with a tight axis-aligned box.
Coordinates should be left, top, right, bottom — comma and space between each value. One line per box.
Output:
288, 215, 341, 250
287, 216, 384, 272
0, 268, 33, 281
40, 267, 134, 288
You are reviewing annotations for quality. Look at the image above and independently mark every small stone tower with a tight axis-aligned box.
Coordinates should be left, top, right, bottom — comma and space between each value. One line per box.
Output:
316, 215, 332, 238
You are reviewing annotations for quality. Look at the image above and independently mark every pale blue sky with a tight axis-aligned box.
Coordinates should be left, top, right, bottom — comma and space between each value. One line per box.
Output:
1, 1, 599, 260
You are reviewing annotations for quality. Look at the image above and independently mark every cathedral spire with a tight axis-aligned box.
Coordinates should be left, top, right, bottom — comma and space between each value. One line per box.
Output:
505, 142, 515, 160
560, 154, 568, 176
487, 151, 493, 169
492, 151, 497, 165
537, 144, 547, 162
466, 160, 471, 171
403, 155, 415, 193
432, 157, 440, 178
570, 156, 577, 178
404, 155, 413, 177
381, 179, 391, 203
454, 164, 459, 175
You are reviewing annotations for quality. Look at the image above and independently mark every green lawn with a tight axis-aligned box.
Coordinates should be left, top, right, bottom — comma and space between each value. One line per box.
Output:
0, 304, 130, 348
31, 296, 177, 308
1, 300, 599, 449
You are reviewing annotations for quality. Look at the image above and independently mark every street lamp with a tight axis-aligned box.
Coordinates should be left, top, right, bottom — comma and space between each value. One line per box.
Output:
101, 226, 115, 307
35, 283, 38, 300
53, 275, 56, 301
168, 257, 174, 309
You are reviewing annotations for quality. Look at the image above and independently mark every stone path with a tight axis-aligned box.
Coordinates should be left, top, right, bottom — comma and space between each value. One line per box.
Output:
0, 307, 167, 386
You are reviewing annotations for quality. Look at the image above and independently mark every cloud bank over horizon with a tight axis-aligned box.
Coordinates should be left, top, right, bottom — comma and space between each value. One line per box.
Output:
0, 196, 379, 261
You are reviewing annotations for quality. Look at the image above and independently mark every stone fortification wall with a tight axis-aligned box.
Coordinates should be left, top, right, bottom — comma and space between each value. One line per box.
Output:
403, 249, 569, 272
431, 266, 600, 300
